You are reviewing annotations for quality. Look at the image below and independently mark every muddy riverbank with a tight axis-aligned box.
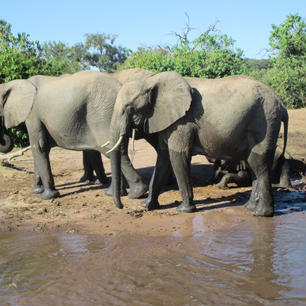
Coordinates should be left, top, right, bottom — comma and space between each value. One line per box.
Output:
0, 108, 305, 305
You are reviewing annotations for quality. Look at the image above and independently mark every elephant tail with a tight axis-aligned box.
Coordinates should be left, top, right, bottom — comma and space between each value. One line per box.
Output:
280, 106, 289, 158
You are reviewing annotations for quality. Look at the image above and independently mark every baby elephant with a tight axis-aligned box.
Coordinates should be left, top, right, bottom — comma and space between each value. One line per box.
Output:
211, 151, 306, 189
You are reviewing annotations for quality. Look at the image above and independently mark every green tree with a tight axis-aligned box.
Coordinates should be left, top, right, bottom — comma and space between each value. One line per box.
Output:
120, 21, 246, 78
0, 20, 48, 147
84, 33, 128, 72
251, 14, 306, 108
244, 58, 272, 71
40, 41, 86, 75
0, 20, 46, 83
269, 14, 306, 57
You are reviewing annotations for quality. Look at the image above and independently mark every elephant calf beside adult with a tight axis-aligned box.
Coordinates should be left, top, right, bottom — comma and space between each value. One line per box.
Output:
211, 152, 305, 189
0, 71, 147, 200
107, 71, 288, 217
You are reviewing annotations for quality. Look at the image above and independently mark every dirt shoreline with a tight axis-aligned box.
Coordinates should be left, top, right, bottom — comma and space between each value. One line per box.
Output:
0, 109, 305, 236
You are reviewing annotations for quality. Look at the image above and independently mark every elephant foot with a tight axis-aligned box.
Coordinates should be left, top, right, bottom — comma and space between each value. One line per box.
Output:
176, 202, 196, 213
141, 198, 160, 211
278, 179, 293, 189
245, 190, 274, 217
128, 182, 148, 199
40, 189, 60, 200
79, 174, 95, 183
253, 204, 274, 217
94, 177, 111, 187
31, 185, 44, 194
105, 186, 128, 197
244, 199, 256, 212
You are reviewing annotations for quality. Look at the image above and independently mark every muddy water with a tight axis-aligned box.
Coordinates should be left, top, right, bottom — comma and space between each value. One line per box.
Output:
1, 192, 305, 306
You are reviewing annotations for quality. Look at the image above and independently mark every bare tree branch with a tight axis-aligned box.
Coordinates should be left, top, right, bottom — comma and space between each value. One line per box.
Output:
203, 19, 220, 35
0, 146, 31, 163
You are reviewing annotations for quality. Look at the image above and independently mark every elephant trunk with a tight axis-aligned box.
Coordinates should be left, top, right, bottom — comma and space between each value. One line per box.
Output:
110, 150, 123, 209
0, 126, 13, 153
108, 108, 130, 208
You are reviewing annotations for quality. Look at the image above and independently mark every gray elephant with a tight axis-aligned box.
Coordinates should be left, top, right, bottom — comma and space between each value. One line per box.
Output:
30, 74, 110, 186
0, 71, 147, 200
107, 71, 288, 217
79, 68, 155, 185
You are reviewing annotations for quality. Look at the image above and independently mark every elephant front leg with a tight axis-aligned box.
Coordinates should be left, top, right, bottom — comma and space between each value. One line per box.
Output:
31, 148, 59, 200
31, 170, 44, 194
141, 150, 171, 210
169, 150, 195, 213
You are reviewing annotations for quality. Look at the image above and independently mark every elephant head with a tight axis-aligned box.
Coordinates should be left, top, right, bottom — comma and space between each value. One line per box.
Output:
0, 79, 36, 153
107, 71, 193, 208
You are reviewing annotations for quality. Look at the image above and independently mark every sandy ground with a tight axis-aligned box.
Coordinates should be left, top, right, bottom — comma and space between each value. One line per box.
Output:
0, 109, 305, 236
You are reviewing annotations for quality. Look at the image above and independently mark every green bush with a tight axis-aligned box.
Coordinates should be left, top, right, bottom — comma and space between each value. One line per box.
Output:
10, 125, 29, 148
120, 32, 246, 78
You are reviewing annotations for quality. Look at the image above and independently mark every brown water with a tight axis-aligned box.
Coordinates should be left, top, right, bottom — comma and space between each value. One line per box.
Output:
0, 191, 305, 306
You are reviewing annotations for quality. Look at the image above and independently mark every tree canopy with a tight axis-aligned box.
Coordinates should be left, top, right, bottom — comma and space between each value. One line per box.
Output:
251, 14, 306, 108
119, 23, 246, 79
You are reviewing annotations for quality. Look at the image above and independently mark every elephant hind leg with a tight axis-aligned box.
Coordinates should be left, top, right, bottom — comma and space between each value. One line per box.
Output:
169, 150, 195, 213
246, 150, 275, 217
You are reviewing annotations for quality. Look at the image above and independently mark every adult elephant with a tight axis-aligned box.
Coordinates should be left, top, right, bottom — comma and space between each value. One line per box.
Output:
79, 68, 155, 186
107, 72, 288, 217
29, 74, 109, 187
0, 71, 147, 200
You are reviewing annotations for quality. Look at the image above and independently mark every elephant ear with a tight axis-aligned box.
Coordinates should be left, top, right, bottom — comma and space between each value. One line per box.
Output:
3, 80, 36, 128
144, 71, 192, 134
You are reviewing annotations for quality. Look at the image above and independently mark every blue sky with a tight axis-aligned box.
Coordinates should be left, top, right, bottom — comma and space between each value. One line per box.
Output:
1, 0, 305, 59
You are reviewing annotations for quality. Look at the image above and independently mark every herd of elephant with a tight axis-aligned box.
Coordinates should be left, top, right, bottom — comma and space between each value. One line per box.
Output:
0, 68, 298, 217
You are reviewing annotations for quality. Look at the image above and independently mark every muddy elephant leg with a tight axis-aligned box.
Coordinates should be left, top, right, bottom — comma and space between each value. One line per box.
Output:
278, 160, 292, 188
244, 179, 258, 212
169, 150, 195, 213
141, 149, 172, 210
31, 147, 59, 200
246, 151, 274, 217
31, 162, 44, 194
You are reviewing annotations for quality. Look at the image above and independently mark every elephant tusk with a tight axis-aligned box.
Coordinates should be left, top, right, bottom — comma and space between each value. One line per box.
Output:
106, 136, 123, 154
101, 141, 110, 148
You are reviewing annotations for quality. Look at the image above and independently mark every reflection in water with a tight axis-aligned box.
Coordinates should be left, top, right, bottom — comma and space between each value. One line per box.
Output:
0, 197, 305, 306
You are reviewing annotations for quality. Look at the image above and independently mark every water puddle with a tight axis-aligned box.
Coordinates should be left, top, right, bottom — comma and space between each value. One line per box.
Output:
0, 191, 305, 306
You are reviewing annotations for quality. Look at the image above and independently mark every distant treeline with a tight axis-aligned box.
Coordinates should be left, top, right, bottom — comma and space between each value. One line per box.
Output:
0, 14, 305, 146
